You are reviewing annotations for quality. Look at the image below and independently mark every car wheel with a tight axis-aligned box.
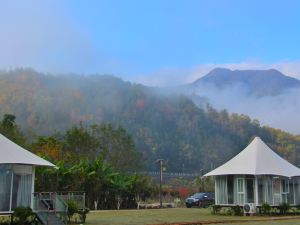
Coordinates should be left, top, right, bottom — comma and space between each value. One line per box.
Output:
186, 204, 192, 208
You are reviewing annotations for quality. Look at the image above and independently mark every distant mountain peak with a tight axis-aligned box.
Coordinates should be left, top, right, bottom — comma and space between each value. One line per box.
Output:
210, 67, 232, 73
192, 68, 300, 97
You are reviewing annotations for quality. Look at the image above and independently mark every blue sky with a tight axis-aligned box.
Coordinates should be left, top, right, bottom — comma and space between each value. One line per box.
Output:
1, 0, 300, 85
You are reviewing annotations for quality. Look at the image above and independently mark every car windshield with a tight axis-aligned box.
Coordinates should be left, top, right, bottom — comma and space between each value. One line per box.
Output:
192, 193, 205, 198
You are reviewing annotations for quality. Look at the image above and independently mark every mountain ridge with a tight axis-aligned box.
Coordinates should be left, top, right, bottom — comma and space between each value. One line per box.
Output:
191, 68, 300, 97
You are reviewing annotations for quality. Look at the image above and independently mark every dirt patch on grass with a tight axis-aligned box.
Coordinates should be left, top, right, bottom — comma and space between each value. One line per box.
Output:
149, 216, 300, 225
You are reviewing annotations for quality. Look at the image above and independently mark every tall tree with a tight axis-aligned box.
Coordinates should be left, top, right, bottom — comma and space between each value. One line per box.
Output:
0, 114, 26, 146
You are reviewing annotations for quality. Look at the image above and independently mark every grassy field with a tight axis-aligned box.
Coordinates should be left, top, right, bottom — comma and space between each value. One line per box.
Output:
85, 208, 300, 225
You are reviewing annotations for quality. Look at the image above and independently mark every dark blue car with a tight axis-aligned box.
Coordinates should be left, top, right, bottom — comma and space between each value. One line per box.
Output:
185, 192, 215, 208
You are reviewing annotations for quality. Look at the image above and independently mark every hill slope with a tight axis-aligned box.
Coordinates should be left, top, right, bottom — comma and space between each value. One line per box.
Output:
0, 69, 300, 172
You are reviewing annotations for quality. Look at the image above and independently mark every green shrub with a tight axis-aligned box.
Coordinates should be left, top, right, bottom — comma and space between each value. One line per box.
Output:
13, 207, 33, 225
261, 202, 271, 215
211, 204, 222, 214
225, 208, 234, 215
278, 202, 290, 215
231, 205, 243, 216
67, 200, 78, 222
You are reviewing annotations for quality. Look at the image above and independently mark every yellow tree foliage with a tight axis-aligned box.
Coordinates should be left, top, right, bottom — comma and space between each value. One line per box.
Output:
31, 136, 62, 161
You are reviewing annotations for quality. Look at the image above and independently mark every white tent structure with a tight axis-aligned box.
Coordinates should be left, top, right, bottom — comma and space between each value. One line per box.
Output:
0, 134, 55, 213
204, 137, 300, 207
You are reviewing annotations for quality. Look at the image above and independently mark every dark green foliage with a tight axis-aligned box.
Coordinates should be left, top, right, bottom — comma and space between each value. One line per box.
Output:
278, 202, 290, 215
12, 207, 33, 225
35, 157, 157, 210
0, 114, 26, 146
211, 204, 222, 214
224, 208, 234, 216
261, 202, 271, 215
64, 123, 140, 171
2, 114, 16, 128
231, 205, 243, 216
66, 200, 90, 223
67, 200, 78, 222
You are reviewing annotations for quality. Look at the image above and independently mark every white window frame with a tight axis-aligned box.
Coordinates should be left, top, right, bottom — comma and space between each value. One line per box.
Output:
282, 179, 289, 194
272, 177, 282, 205
237, 177, 245, 204
281, 179, 289, 203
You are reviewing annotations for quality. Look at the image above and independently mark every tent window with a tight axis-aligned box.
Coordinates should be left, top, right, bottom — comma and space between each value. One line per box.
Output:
258, 176, 274, 205
227, 176, 234, 204
281, 179, 289, 203
282, 179, 289, 193
294, 178, 300, 204
258, 178, 264, 204
237, 177, 245, 205
288, 180, 294, 205
215, 176, 228, 204
246, 178, 255, 203
273, 177, 281, 205
238, 178, 244, 192
11, 165, 32, 209
0, 165, 12, 212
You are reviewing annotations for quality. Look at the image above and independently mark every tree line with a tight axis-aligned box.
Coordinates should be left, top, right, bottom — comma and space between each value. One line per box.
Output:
0, 114, 158, 209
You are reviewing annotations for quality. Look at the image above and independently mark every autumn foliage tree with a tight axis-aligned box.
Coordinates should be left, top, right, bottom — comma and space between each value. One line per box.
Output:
31, 136, 63, 161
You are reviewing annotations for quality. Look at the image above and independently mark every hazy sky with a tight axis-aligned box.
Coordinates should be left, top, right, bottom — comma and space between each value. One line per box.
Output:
1, 0, 300, 85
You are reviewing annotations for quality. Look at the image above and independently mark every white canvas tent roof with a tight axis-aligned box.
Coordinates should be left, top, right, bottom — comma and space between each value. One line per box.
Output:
0, 134, 55, 167
204, 137, 300, 177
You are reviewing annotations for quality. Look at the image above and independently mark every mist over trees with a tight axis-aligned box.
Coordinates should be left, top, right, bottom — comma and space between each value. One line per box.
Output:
0, 69, 300, 173
187, 68, 300, 134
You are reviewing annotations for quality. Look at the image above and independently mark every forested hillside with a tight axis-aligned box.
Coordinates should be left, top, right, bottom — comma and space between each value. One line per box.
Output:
1, 68, 300, 172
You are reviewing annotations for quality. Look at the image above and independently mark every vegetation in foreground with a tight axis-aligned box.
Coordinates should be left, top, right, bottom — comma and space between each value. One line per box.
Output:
0, 114, 212, 213
0, 113, 298, 212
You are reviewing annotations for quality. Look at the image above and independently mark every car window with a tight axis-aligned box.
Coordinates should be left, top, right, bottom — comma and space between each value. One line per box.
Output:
192, 193, 204, 198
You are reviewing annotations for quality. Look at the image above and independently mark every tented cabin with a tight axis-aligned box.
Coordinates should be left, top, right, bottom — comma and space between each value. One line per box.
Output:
204, 137, 300, 208
0, 134, 54, 213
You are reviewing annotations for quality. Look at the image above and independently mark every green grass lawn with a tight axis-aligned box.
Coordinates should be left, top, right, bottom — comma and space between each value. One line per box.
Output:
84, 208, 300, 225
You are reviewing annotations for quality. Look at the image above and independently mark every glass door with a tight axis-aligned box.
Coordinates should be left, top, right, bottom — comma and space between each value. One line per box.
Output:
273, 177, 281, 205
0, 165, 12, 211
237, 177, 245, 205
246, 178, 255, 203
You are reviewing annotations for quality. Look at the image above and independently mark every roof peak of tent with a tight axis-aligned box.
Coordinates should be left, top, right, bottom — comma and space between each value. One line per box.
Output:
204, 136, 300, 177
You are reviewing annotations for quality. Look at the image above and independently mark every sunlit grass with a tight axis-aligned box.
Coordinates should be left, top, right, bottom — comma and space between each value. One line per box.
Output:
85, 208, 300, 225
